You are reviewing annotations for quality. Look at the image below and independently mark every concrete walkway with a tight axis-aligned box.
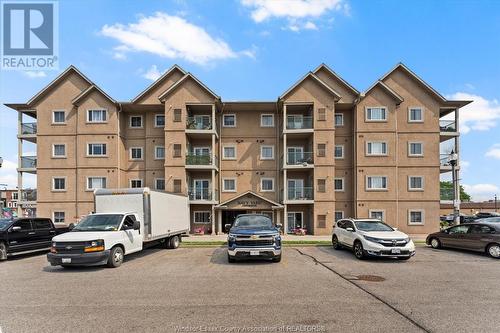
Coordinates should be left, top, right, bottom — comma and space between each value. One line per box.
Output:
183, 234, 428, 242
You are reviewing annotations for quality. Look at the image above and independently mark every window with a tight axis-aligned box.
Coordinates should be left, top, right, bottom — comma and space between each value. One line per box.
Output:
223, 146, 236, 159
334, 113, 344, 126
317, 215, 326, 228
317, 179, 326, 193
366, 176, 387, 190
155, 178, 165, 190
409, 107, 423, 122
317, 143, 326, 157
408, 210, 424, 225
87, 143, 107, 156
130, 179, 143, 188
155, 146, 165, 159
260, 145, 274, 160
369, 210, 385, 221
469, 225, 494, 234
173, 144, 182, 158
52, 144, 66, 158
14, 219, 32, 230
334, 145, 344, 159
52, 177, 66, 191
130, 116, 143, 128
53, 212, 65, 223
194, 211, 211, 224
408, 142, 423, 156
261, 114, 274, 127
87, 109, 107, 123
33, 219, 51, 229
261, 178, 275, 192
366, 107, 387, 121
155, 114, 165, 127
448, 225, 469, 234
334, 178, 344, 191
173, 109, 182, 122
367, 142, 387, 156
408, 176, 424, 190
12, 192, 18, 200
52, 110, 65, 124
173, 179, 182, 193
223, 114, 236, 127
87, 177, 106, 190
317, 108, 326, 121
130, 147, 143, 160
334, 211, 344, 221
223, 178, 236, 192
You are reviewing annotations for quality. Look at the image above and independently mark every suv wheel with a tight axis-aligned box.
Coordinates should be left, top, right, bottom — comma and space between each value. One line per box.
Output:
430, 238, 441, 249
107, 246, 124, 268
353, 241, 365, 260
332, 235, 341, 250
487, 243, 500, 259
0, 242, 7, 261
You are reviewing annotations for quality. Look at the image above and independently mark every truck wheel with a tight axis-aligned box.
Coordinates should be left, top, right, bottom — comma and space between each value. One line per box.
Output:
227, 253, 235, 263
0, 242, 7, 261
168, 236, 180, 249
107, 246, 124, 268
272, 254, 282, 263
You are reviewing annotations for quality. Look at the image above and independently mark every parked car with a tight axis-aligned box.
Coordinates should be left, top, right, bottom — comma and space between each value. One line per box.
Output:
476, 217, 500, 223
226, 214, 282, 263
475, 212, 500, 219
332, 218, 415, 260
426, 222, 500, 258
0, 217, 69, 260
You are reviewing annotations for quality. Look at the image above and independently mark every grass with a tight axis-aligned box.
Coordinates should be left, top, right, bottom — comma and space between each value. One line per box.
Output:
181, 239, 427, 247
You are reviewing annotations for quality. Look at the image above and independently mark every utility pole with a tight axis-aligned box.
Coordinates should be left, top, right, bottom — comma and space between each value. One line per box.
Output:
495, 194, 498, 213
449, 150, 460, 225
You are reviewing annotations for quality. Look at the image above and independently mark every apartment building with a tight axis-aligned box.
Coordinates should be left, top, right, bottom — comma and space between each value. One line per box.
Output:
6, 63, 470, 234
0, 189, 37, 217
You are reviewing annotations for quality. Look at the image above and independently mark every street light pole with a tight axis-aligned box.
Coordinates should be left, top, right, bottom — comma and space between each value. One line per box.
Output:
448, 150, 460, 225
495, 194, 498, 213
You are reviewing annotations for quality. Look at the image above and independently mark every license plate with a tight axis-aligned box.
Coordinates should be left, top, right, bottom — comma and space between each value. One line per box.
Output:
62, 258, 71, 264
250, 251, 259, 256
391, 248, 401, 254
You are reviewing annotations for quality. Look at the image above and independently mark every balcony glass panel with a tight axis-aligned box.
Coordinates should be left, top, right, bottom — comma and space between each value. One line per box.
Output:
440, 120, 456, 132
186, 153, 213, 165
287, 187, 314, 200
186, 116, 212, 130
440, 188, 454, 201
287, 151, 313, 165
21, 156, 37, 168
188, 188, 214, 201
21, 122, 37, 135
286, 115, 313, 129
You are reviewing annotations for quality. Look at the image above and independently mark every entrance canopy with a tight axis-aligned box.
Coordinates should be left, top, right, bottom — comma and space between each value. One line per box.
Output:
216, 191, 283, 210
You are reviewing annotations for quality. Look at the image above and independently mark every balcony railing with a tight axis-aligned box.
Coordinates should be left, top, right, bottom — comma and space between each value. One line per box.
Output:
186, 117, 212, 130
286, 115, 313, 130
440, 154, 459, 167
287, 152, 314, 165
188, 188, 218, 201
440, 120, 456, 132
440, 188, 454, 201
21, 190, 37, 202
287, 187, 314, 200
21, 122, 37, 135
185, 154, 218, 167
20, 156, 37, 169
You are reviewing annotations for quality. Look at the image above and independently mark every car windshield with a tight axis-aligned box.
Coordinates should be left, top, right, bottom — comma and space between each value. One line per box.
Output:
72, 214, 123, 231
354, 220, 394, 232
0, 219, 13, 230
233, 215, 273, 228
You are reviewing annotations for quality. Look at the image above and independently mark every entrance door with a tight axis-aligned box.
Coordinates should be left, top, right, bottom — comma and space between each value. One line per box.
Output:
287, 147, 303, 165
193, 179, 210, 200
287, 212, 303, 233
288, 179, 304, 200
222, 210, 246, 231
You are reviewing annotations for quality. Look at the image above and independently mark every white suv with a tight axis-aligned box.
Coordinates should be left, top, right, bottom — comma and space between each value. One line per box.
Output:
332, 218, 415, 260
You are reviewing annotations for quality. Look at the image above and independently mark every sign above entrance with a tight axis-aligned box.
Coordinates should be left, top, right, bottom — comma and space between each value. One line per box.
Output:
236, 200, 260, 207
218, 191, 282, 210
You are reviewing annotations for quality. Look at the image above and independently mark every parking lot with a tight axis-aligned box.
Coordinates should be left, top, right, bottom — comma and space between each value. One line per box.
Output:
0, 244, 499, 333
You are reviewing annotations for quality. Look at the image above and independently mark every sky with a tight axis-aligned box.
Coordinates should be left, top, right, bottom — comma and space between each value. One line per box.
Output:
0, 0, 499, 201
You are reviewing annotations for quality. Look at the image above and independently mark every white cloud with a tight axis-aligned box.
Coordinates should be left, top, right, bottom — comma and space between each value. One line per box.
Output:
22, 71, 47, 78
100, 12, 251, 65
241, 0, 348, 31
486, 144, 500, 160
142, 65, 163, 81
463, 183, 499, 202
446, 92, 500, 134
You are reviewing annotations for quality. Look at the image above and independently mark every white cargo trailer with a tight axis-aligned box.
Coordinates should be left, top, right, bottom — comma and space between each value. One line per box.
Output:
47, 188, 190, 268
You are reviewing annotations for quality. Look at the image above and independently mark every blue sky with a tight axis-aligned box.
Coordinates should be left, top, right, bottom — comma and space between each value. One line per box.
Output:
1, 0, 499, 201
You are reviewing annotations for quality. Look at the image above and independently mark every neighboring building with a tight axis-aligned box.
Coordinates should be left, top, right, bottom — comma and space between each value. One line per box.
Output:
0, 189, 37, 218
5, 63, 471, 234
441, 201, 499, 216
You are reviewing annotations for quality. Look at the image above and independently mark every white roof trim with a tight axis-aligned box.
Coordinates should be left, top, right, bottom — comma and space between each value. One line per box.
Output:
216, 190, 283, 208
313, 63, 360, 95
279, 72, 342, 100
72, 84, 116, 105
361, 80, 404, 104
158, 73, 220, 101
131, 64, 186, 103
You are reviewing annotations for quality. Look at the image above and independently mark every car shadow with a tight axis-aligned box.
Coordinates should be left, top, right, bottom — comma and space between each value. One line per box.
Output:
314, 245, 413, 263
7, 249, 49, 261
425, 245, 495, 259
209, 247, 277, 266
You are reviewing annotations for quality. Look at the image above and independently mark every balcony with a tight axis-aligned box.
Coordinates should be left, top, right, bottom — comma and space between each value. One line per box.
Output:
440, 120, 458, 142
19, 122, 37, 143
185, 154, 218, 170
186, 116, 212, 130
285, 151, 314, 168
440, 154, 460, 173
18, 156, 37, 173
188, 188, 218, 203
286, 115, 313, 131
286, 187, 314, 202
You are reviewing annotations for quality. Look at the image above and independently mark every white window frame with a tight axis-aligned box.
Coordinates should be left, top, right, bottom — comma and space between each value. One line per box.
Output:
52, 143, 66, 158
155, 146, 165, 160
408, 209, 425, 225
366, 176, 388, 191
155, 114, 165, 128
129, 115, 143, 128
12, 192, 18, 200
334, 211, 344, 221
222, 178, 237, 192
369, 209, 386, 221
155, 178, 166, 191
223, 114, 236, 127
365, 106, 387, 122
260, 114, 275, 127
260, 177, 275, 192
87, 143, 107, 157
86, 109, 107, 123
52, 177, 67, 192
366, 141, 388, 156
194, 211, 211, 224
334, 113, 344, 127
222, 145, 237, 160
260, 145, 275, 160
53, 211, 66, 223
86, 176, 107, 191
52, 110, 66, 124
130, 147, 144, 160
408, 176, 424, 191
334, 145, 344, 159
408, 142, 424, 157
130, 179, 143, 188
408, 107, 424, 123
334, 178, 345, 192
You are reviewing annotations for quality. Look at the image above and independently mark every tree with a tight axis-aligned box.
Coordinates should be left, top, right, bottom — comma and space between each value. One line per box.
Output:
440, 181, 471, 202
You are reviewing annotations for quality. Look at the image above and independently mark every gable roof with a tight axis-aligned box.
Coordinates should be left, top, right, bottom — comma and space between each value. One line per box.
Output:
72, 84, 117, 106
131, 64, 186, 103
361, 80, 404, 104
313, 63, 360, 95
216, 190, 283, 208
158, 72, 220, 101
280, 72, 342, 101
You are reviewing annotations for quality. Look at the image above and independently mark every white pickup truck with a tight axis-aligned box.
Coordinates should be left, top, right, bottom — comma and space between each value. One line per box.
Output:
47, 188, 190, 268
